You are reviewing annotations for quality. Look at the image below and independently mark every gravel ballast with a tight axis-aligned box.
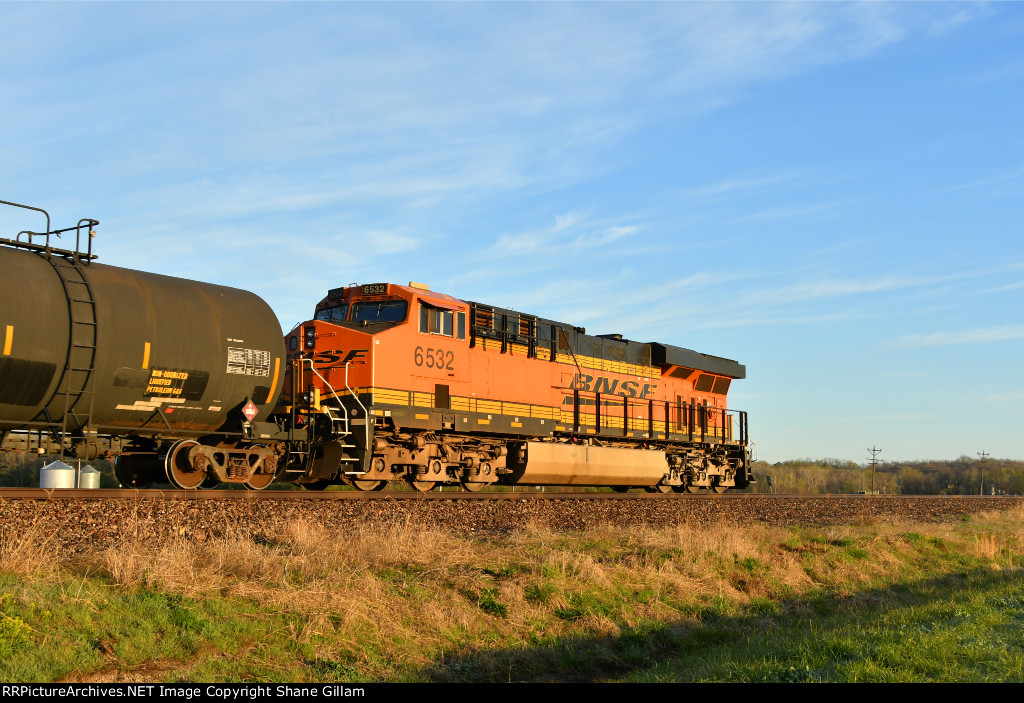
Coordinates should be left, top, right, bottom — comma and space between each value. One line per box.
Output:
1, 494, 1019, 555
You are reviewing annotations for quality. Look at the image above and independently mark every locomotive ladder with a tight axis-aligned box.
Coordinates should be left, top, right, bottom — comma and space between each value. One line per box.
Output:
47, 254, 99, 459
328, 406, 365, 475
282, 360, 362, 479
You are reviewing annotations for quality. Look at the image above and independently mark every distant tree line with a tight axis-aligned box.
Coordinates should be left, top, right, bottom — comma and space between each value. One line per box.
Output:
753, 456, 1024, 495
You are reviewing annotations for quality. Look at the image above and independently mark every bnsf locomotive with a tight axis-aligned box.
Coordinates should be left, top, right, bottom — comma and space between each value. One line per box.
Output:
0, 206, 752, 493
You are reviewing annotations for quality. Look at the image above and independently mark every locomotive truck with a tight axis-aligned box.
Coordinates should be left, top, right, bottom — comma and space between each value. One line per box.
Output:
0, 204, 752, 492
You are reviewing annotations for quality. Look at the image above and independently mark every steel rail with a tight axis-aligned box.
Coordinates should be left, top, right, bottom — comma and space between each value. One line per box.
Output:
0, 488, 1016, 502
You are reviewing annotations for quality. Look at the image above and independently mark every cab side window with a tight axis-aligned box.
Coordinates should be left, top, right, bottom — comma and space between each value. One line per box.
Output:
420, 303, 466, 340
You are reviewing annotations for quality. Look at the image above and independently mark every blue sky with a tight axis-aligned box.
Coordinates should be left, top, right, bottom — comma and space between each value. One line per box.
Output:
2, 2, 1022, 463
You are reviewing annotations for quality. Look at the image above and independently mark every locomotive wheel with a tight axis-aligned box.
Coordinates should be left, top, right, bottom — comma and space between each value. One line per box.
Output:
409, 480, 436, 492
673, 484, 701, 494
351, 479, 387, 491
460, 481, 487, 492
165, 440, 205, 490
645, 484, 672, 494
301, 480, 331, 491
711, 484, 729, 494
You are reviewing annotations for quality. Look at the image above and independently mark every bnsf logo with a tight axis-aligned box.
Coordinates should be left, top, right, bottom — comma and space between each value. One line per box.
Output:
569, 373, 657, 399
287, 349, 369, 366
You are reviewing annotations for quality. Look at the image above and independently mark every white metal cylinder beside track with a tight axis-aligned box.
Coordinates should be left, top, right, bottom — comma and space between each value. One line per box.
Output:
510, 441, 668, 487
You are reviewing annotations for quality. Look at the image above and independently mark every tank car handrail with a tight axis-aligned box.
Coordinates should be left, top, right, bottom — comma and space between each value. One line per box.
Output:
1, 199, 50, 235
75, 219, 98, 263
3, 222, 99, 262
2, 200, 97, 261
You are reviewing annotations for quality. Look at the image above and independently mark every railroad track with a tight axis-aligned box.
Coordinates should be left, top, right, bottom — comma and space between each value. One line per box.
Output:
1, 487, 764, 500
0, 487, 1018, 501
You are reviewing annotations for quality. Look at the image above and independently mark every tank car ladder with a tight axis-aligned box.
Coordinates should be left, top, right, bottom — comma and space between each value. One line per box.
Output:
47, 247, 99, 458
0, 204, 100, 459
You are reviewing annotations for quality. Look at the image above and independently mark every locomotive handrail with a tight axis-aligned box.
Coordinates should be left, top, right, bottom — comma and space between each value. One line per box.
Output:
344, 361, 371, 458
566, 390, 746, 444
298, 358, 342, 411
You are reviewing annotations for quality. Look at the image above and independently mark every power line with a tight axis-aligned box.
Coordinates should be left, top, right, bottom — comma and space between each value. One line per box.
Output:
867, 446, 882, 495
978, 451, 989, 496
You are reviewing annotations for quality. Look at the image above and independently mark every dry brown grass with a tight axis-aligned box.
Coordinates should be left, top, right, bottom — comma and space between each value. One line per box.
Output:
0, 523, 61, 578
4, 506, 1024, 680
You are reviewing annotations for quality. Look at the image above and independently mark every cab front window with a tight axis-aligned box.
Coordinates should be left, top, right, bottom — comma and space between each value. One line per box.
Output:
351, 299, 408, 323
315, 304, 348, 323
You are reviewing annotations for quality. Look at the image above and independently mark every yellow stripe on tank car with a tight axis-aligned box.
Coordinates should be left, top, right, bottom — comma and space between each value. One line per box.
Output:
142, 342, 151, 369
269, 357, 280, 400
3, 325, 12, 355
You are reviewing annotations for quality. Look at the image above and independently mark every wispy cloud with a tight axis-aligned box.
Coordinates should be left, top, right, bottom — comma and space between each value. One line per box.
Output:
733, 201, 843, 223
738, 275, 928, 307
889, 325, 1024, 348
835, 413, 937, 423
944, 163, 1024, 193
477, 211, 642, 266
681, 172, 801, 200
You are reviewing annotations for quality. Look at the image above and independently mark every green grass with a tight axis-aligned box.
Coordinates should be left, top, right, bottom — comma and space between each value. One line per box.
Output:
627, 567, 1024, 682
3, 510, 1024, 682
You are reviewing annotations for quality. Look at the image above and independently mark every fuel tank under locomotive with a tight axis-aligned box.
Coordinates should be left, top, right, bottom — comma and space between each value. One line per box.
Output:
0, 245, 286, 483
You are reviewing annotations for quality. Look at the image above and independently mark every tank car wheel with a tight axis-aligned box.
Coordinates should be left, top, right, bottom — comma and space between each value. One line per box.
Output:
351, 479, 387, 491
460, 481, 487, 492
612, 486, 631, 493
409, 480, 436, 492
114, 455, 157, 489
301, 480, 331, 491
645, 484, 672, 494
244, 472, 275, 490
165, 440, 206, 490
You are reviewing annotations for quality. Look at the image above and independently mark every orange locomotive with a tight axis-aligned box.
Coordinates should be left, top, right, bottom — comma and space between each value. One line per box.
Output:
278, 282, 752, 493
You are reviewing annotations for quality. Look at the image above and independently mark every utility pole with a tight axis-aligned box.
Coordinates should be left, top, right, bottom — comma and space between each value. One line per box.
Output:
867, 446, 882, 495
978, 451, 989, 496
